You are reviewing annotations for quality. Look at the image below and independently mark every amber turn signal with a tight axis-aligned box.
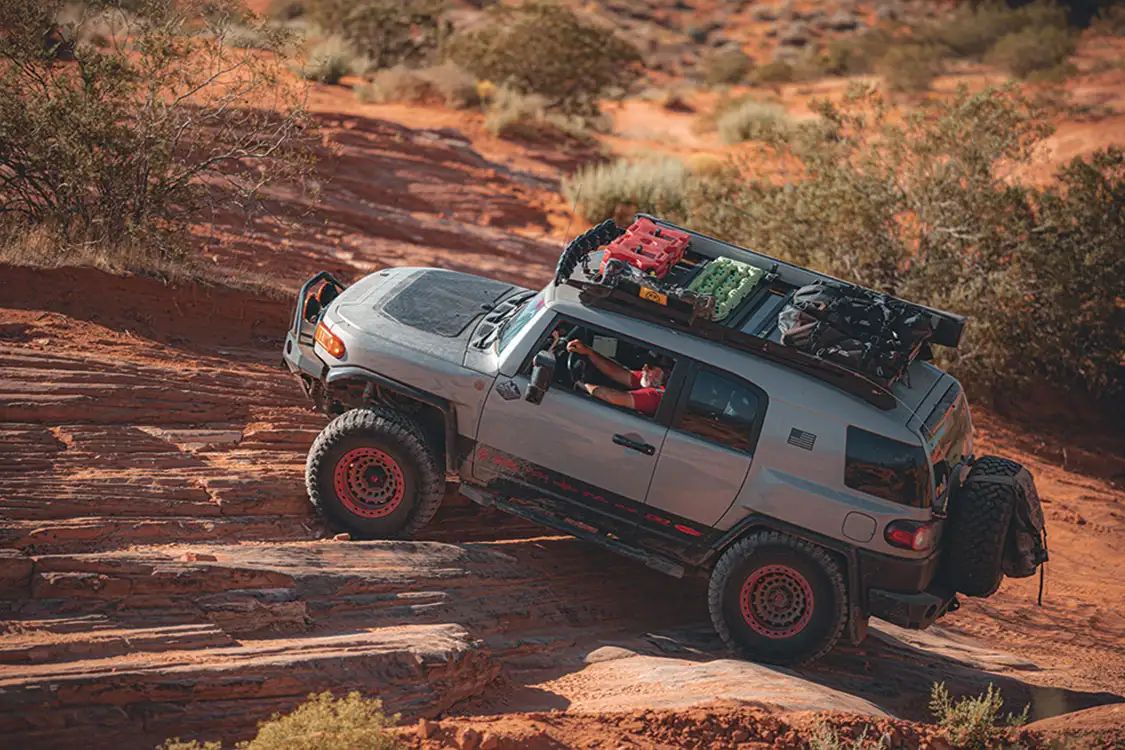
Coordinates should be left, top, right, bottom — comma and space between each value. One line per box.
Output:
314, 321, 346, 359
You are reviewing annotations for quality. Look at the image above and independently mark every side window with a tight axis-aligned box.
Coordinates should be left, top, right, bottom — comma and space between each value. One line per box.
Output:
676, 369, 760, 453
844, 426, 931, 508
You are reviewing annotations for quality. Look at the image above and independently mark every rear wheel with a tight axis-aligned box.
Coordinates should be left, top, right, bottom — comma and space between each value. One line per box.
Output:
941, 455, 1021, 597
306, 407, 444, 539
708, 531, 847, 666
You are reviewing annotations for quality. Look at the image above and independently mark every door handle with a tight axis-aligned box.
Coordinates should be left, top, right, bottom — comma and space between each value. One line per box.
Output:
613, 433, 655, 456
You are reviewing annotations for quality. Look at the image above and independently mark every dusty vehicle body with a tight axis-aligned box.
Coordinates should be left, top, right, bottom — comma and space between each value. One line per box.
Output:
283, 215, 1047, 665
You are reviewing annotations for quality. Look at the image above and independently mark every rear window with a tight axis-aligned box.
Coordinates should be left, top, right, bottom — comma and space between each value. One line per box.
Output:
845, 426, 931, 508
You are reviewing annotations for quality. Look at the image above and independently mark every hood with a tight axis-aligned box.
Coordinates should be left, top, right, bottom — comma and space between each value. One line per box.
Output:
328, 267, 518, 369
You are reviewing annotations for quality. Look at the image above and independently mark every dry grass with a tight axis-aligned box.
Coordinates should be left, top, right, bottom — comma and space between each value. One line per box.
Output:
562, 157, 690, 224
355, 63, 479, 108
716, 99, 793, 144
300, 36, 356, 84
483, 88, 595, 145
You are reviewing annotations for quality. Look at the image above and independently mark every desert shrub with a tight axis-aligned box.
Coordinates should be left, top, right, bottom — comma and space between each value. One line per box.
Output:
877, 44, 944, 92
445, 1, 642, 113
702, 46, 754, 86
483, 87, 595, 145
930, 683, 1029, 748
310, 0, 447, 70
157, 740, 222, 750
752, 60, 795, 84
0, 0, 310, 269
562, 158, 690, 225
716, 100, 792, 144
1025, 148, 1125, 400
301, 36, 355, 83
687, 83, 1124, 404
685, 153, 728, 178
986, 25, 1078, 78
1092, 4, 1125, 34
239, 691, 401, 750
356, 62, 478, 108
823, 28, 893, 75
925, 1, 1068, 58
638, 86, 695, 112
808, 719, 889, 750
266, 0, 306, 21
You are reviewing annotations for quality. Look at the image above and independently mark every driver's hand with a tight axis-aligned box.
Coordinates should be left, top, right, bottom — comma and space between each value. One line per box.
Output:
567, 340, 591, 356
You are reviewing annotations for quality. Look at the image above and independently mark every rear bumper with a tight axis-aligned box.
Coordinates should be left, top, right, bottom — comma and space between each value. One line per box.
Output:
868, 586, 956, 629
857, 547, 954, 629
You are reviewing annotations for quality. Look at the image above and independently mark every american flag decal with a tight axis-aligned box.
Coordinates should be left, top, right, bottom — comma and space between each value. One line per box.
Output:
788, 428, 816, 451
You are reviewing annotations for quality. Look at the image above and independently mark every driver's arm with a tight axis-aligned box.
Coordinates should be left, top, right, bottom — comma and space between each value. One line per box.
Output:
580, 382, 636, 409
568, 341, 639, 388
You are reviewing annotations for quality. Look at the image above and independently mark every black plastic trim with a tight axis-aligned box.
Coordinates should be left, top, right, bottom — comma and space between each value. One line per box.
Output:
324, 366, 459, 474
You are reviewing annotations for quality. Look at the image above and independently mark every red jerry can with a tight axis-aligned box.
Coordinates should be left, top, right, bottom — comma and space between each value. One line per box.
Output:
598, 217, 691, 279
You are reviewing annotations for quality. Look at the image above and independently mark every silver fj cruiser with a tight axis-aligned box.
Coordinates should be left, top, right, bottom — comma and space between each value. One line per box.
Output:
282, 215, 1048, 665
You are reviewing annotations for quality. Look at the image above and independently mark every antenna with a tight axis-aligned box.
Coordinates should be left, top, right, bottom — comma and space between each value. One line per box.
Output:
561, 181, 582, 247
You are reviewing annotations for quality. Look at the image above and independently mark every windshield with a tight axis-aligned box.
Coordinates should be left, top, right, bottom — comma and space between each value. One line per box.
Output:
497, 291, 544, 352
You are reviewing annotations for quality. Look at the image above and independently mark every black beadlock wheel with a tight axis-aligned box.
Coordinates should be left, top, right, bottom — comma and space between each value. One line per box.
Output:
941, 455, 1022, 597
708, 531, 847, 666
306, 407, 444, 539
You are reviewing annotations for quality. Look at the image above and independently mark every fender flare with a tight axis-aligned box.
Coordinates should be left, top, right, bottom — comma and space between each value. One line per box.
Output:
325, 366, 459, 475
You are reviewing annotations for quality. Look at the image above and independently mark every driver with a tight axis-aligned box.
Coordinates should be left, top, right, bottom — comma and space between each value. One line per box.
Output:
566, 339, 666, 417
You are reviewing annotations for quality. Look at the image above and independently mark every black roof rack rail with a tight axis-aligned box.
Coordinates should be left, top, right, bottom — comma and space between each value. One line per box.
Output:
567, 278, 899, 411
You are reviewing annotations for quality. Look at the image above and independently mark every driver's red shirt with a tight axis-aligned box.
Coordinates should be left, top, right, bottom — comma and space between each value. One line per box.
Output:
629, 370, 664, 417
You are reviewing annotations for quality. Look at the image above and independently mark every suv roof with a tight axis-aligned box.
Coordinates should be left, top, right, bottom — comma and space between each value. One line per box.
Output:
545, 215, 962, 434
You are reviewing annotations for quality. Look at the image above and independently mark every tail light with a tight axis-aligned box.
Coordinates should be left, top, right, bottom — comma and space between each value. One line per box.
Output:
314, 321, 346, 359
885, 520, 937, 551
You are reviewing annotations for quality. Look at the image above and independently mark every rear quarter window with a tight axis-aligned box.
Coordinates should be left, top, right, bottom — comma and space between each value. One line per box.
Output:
844, 426, 931, 508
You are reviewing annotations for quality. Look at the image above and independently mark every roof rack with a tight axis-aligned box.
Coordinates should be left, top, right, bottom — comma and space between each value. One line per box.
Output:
553, 216, 966, 411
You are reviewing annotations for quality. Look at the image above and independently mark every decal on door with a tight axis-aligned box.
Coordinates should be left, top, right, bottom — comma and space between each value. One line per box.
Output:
474, 444, 713, 542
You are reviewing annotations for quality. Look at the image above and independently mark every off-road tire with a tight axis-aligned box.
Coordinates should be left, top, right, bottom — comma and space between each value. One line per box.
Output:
708, 531, 847, 666
941, 455, 1021, 597
306, 407, 443, 539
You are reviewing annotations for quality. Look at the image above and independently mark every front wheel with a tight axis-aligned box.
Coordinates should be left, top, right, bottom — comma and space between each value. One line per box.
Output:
306, 407, 444, 539
708, 531, 847, 666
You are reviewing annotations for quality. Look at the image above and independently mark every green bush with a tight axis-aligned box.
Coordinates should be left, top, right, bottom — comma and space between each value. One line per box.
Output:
925, 1, 1068, 58
716, 100, 792, 144
562, 158, 690, 225
446, 1, 642, 113
987, 25, 1077, 78
301, 36, 355, 84
702, 47, 754, 86
0, 0, 310, 269
157, 691, 402, 750
877, 44, 944, 92
356, 62, 478, 108
311, 0, 447, 70
686, 84, 1124, 405
930, 683, 1029, 749
1092, 4, 1125, 35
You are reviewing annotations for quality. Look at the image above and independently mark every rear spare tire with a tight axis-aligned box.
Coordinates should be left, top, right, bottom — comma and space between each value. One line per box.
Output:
941, 455, 1021, 597
708, 531, 847, 666
306, 407, 444, 539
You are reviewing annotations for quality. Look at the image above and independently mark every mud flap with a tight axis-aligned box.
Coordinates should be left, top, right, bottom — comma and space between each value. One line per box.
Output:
847, 604, 868, 646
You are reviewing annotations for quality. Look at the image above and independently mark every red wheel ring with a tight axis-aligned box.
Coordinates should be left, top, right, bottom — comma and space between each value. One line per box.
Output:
739, 564, 814, 639
333, 447, 406, 519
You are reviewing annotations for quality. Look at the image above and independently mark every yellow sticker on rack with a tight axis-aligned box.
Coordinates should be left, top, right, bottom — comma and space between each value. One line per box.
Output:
639, 287, 668, 305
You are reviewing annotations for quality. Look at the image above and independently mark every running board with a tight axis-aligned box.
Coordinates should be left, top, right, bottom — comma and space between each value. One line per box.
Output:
458, 485, 685, 578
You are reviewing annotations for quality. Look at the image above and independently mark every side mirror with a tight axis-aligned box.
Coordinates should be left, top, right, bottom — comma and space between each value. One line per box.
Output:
526, 350, 556, 405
